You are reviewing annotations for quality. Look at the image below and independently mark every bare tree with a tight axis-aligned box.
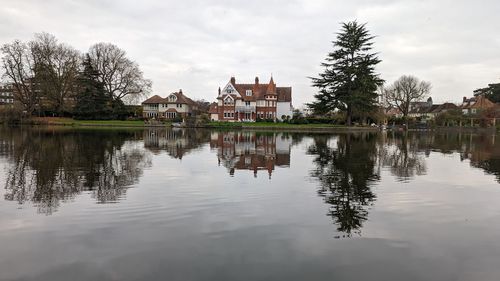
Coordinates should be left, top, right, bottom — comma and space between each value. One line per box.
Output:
31, 32, 81, 115
1, 40, 40, 114
383, 75, 431, 122
88, 43, 151, 104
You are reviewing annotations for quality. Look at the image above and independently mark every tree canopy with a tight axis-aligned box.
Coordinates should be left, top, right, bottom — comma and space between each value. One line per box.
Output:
74, 54, 112, 119
309, 21, 383, 125
382, 75, 432, 119
1, 33, 151, 118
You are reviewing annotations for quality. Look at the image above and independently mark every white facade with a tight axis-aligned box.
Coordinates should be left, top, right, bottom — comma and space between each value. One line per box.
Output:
277, 101, 293, 120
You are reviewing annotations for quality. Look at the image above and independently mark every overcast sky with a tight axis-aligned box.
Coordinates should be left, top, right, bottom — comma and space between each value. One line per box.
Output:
1, 0, 499, 106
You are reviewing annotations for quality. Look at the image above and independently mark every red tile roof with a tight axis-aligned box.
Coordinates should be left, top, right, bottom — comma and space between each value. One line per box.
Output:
142, 91, 196, 106
461, 95, 494, 110
172, 91, 196, 106
208, 102, 218, 114
219, 76, 292, 102
142, 95, 165, 104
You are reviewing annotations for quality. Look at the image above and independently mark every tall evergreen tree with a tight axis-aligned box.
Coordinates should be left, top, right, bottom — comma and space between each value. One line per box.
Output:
475, 82, 500, 103
74, 54, 111, 119
309, 21, 383, 125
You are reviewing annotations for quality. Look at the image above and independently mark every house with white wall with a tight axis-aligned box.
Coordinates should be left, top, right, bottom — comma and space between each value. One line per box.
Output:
142, 90, 197, 119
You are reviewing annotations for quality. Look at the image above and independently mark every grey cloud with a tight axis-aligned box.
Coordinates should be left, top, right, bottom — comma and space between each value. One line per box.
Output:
0, 0, 499, 105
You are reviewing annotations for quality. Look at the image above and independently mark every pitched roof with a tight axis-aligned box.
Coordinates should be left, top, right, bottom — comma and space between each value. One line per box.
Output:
277, 87, 292, 102
430, 103, 458, 113
219, 76, 292, 102
208, 102, 218, 114
141, 91, 196, 105
171, 91, 196, 106
409, 104, 434, 114
461, 95, 495, 109
409, 103, 458, 114
142, 95, 165, 104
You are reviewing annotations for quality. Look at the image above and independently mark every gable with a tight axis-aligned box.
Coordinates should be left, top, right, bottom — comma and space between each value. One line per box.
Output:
221, 82, 241, 98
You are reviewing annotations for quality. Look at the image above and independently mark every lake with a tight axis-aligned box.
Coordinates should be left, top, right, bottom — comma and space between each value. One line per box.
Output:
1, 127, 500, 281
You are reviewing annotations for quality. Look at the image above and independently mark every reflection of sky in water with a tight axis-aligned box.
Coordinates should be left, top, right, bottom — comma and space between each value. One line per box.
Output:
0, 128, 500, 281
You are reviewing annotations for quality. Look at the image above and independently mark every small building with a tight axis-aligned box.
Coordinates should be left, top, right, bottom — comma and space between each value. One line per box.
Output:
142, 90, 197, 119
460, 94, 495, 115
208, 102, 219, 121
214, 76, 292, 122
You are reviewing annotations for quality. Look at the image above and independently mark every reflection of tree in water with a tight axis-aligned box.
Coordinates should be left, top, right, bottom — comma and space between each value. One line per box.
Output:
378, 132, 427, 182
458, 133, 500, 183
1, 128, 151, 215
307, 133, 379, 237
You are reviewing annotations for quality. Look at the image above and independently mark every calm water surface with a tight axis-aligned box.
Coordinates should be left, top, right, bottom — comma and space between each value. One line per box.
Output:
1, 127, 500, 281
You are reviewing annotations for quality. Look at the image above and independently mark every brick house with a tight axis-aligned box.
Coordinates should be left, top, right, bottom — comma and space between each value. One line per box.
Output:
215, 76, 292, 122
142, 90, 197, 119
208, 102, 219, 121
460, 94, 495, 115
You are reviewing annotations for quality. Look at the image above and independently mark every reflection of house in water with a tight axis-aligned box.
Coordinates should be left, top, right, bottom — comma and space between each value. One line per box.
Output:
143, 129, 210, 159
210, 132, 291, 178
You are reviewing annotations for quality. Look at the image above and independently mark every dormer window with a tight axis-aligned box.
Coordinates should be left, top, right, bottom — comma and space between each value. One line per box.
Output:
246, 90, 252, 96
168, 94, 177, 102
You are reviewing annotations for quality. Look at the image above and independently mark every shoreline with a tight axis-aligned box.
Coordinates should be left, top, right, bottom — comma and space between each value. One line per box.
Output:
1, 118, 498, 133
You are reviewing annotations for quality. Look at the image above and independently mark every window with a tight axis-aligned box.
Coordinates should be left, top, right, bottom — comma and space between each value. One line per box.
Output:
223, 96, 234, 106
245, 101, 251, 106
246, 90, 252, 96
168, 95, 177, 102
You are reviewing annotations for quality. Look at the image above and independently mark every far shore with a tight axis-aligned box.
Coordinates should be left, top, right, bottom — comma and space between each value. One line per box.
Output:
1, 117, 498, 133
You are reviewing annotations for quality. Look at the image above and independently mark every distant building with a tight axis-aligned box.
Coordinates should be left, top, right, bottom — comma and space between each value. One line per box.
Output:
214, 76, 292, 122
408, 97, 458, 119
384, 107, 402, 118
208, 102, 219, 121
460, 94, 495, 115
142, 90, 197, 119
0, 84, 15, 107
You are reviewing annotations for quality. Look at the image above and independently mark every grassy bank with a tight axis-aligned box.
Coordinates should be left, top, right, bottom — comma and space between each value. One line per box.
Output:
3, 118, 380, 131
27, 117, 168, 127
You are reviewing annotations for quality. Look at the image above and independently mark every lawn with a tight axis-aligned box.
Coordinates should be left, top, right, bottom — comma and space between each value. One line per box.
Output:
31, 117, 167, 127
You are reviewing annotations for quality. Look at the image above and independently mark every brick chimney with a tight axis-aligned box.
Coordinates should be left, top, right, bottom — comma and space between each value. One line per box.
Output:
463, 96, 467, 102
218, 87, 221, 95
230, 76, 235, 84
255, 76, 259, 85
